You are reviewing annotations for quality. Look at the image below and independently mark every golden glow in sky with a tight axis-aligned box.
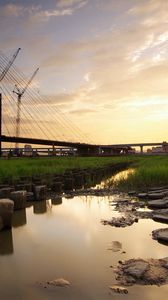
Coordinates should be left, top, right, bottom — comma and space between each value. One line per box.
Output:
0, 0, 168, 144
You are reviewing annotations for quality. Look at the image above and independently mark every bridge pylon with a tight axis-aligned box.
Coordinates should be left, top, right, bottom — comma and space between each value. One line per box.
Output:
0, 93, 2, 156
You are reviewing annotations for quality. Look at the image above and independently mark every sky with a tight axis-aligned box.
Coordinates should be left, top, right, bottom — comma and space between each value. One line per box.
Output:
0, 0, 168, 144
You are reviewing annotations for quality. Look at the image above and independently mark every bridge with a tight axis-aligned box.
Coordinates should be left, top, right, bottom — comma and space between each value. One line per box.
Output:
0, 49, 167, 156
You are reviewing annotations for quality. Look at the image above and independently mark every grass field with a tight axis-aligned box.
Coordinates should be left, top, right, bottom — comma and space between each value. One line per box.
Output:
0, 156, 133, 183
0, 155, 168, 189
112, 155, 168, 190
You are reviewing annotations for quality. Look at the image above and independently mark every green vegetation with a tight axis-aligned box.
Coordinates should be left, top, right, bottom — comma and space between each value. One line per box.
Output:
0, 156, 133, 183
113, 155, 168, 191
0, 155, 168, 190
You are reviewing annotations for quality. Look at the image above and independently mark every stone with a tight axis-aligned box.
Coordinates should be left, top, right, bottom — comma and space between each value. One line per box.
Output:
124, 261, 149, 279
47, 278, 70, 287
147, 199, 168, 209
128, 191, 136, 196
0, 199, 14, 229
115, 258, 168, 286
10, 191, 27, 210
26, 192, 35, 201
137, 193, 148, 199
109, 285, 128, 294
102, 215, 138, 228
148, 193, 165, 200
51, 181, 62, 193
108, 241, 122, 252
152, 228, 168, 243
33, 185, 47, 201
0, 187, 14, 199
153, 214, 168, 224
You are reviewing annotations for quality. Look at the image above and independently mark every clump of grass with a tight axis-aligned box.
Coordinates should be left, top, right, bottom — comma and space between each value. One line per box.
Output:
115, 156, 168, 191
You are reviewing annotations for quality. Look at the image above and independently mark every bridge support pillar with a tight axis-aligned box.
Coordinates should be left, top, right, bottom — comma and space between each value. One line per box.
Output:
52, 144, 56, 156
0, 93, 2, 156
77, 145, 99, 156
140, 145, 143, 154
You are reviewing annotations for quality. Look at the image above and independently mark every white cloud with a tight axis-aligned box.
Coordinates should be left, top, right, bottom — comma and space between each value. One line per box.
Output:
56, 0, 87, 8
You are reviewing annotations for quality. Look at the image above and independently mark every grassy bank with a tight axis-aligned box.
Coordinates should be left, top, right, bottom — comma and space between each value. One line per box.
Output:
113, 155, 168, 191
0, 156, 133, 183
0, 155, 168, 189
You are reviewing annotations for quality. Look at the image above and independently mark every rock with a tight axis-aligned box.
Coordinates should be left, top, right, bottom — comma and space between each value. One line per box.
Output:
152, 228, 168, 243
109, 285, 128, 294
128, 191, 136, 196
124, 260, 149, 278
0, 187, 14, 198
47, 278, 70, 287
33, 185, 47, 201
102, 215, 138, 228
148, 193, 165, 200
10, 191, 27, 210
0, 199, 14, 229
137, 193, 148, 199
108, 241, 122, 252
115, 257, 168, 286
153, 214, 168, 224
147, 199, 168, 209
26, 192, 35, 201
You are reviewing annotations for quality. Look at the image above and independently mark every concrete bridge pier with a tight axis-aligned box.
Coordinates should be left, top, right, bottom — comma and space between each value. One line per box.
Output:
0, 93, 2, 156
140, 145, 143, 154
77, 145, 99, 156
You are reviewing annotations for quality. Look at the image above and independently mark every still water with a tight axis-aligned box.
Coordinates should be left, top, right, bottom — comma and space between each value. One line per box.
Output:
1, 187, 168, 299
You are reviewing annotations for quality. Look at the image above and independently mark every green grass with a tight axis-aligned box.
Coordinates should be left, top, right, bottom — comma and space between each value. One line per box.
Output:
113, 155, 168, 191
1, 155, 168, 190
0, 156, 133, 183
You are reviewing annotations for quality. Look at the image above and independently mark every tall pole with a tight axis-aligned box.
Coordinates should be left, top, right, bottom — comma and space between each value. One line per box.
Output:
0, 93, 2, 156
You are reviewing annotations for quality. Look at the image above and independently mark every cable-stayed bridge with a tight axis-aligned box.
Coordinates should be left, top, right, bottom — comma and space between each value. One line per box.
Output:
0, 49, 167, 156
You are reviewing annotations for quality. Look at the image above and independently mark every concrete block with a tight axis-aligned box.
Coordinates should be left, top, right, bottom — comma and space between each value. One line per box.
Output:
0, 199, 14, 230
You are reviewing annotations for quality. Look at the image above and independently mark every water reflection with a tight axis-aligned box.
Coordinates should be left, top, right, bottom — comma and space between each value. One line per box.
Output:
1, 190, 168, 299
51, 196, 62, 205
12, 209, 27, 228
97, 168, 135, 188
0, 229, 13, 255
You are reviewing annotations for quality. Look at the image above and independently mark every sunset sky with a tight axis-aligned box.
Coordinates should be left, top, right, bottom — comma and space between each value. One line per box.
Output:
0, 0, 168, 144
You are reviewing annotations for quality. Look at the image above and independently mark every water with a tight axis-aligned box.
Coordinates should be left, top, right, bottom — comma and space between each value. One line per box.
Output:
1, 188, 168, 299
96, 168, 135, 188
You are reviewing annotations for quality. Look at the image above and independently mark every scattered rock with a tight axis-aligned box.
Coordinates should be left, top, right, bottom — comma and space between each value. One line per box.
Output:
153, 214, 168, 224
152, 228, 168, 244
137, 193, 148, 199
102, 215, 138, 228
148, 193, 165, 200
147, 199, 168, 209
115, 257, 168, 286
124, 260, 149, 279
108, 241, 122, 252
47, 278, 71, 287
109, 285, 128, 294
128, 191, 136, 196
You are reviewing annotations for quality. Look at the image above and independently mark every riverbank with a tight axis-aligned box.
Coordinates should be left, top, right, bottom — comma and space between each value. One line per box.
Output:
0, 155, 168, 189
0, 156, 133, 183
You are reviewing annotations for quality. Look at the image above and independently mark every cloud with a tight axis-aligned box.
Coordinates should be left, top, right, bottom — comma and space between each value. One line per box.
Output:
56, 0, 88, 8
0, 3, 23, 17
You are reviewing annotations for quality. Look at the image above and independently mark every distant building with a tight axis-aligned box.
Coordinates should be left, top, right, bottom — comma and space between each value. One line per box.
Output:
147, 142, 168, 153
